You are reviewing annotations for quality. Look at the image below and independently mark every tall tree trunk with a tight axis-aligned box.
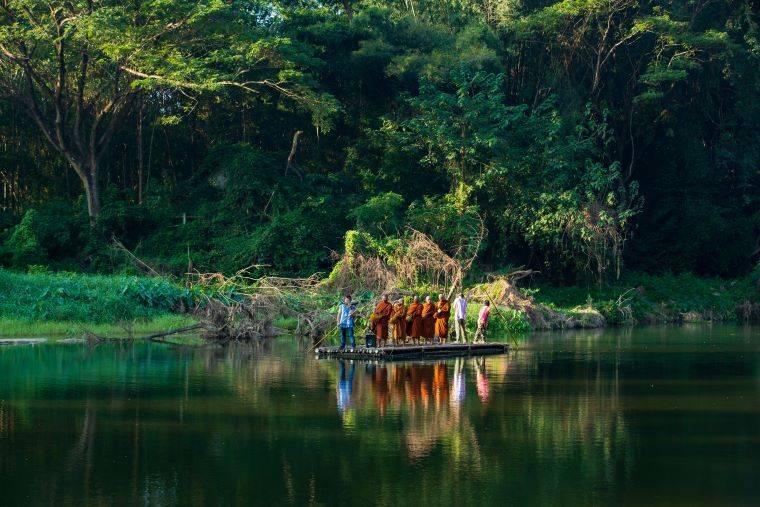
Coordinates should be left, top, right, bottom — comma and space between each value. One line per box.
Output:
341, 0, 354, 24
137, 101, 144, 205
75, 161, 101, 223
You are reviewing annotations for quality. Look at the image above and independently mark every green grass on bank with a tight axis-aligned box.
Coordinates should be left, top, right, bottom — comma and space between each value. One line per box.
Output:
0, 268, 194, 323
0, 268, 199, 337
534, 271, 759, 324
0, 314, 200, 338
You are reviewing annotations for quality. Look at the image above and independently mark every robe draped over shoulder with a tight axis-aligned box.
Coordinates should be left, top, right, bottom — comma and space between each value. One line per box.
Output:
392, 303, 407, 341
374, 300, 393, 341
421, 303, 436, 340
407, 302, 423, 339
435, 299, 451, 340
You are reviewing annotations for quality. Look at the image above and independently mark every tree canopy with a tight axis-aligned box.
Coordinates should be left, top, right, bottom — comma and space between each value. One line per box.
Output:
0, 0, 757, 283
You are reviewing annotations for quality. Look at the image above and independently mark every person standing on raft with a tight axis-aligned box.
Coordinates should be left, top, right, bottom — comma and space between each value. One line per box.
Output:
421, 296, 436, 344
407, 296, 423, 345
374, 293, 393, 348
453, 292, 467, 343
391, 298, 407, 346
474, 300, 491, 343
435, 293, 451, 343
336, 294, 357, 349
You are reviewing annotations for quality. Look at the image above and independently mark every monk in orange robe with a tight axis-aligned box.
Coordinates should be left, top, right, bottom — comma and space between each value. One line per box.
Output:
407, 296, 423, 345
391, 298, 407, 346
435, 293, 451, 343
421, 296, 436, 344
374, 293, 393, 348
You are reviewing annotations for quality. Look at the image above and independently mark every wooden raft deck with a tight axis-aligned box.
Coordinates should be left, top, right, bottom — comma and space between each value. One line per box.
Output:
316, 342, 508, 360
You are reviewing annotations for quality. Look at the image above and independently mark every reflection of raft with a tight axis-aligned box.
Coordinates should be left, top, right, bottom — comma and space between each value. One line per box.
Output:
316, 342, 508, 360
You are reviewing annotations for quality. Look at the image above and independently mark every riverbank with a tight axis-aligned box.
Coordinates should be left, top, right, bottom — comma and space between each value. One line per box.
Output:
1, 268, 757, 339
0, 314, 199, 338
0, 269, 199, 338
535, 271, 760, 326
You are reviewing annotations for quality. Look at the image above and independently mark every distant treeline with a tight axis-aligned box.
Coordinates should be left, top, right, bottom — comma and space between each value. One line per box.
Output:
0, 0, 757, 283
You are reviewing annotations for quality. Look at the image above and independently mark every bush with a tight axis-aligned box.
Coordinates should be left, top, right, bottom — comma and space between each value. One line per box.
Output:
349, 192, 405, 236
1, 201, 90, 269
3, 209, 44, 266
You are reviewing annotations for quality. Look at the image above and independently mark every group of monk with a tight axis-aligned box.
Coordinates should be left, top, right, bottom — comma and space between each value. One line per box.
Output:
372, 292, 452, 348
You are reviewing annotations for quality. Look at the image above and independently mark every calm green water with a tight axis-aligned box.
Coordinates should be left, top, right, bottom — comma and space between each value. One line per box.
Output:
0, 326, 758, 506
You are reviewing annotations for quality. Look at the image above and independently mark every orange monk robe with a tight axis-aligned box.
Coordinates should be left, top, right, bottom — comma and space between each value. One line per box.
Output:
421, 303, 436, 340
391, 303, 407, 341
407, 302, 424, 339
374, 300, 393, 341
435, 299, 451, 340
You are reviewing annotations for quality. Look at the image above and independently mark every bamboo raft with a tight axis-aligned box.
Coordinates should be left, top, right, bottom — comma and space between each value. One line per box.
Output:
316, 342, 508, 360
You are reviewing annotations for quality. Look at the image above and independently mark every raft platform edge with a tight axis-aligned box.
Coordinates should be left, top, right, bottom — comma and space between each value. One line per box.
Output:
315, 342, 508, 360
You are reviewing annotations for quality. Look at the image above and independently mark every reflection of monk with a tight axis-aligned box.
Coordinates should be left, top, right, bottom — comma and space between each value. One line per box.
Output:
433, 363, 449, 406
435, 294, 451, 343
421, 296, 436, 344
373, 366, 390, 415
391, 299, 407, 346
407, 296, 423, 344
374, 294, 393, 347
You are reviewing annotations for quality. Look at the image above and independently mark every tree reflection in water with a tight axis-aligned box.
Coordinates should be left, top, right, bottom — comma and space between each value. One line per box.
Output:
3, 327, 756, 506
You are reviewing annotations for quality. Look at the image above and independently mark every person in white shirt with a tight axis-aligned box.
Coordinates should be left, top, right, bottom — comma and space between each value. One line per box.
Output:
474, 300, 491, 343
453, 293, 467, 343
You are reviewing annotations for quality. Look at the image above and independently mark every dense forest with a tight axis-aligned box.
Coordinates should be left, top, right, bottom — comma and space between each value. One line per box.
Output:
0, 0, 758, 285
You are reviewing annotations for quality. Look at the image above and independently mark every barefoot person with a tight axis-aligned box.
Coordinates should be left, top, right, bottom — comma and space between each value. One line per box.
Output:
421, 296, 436, 344
453, 293, 467, 343
435, 293, 451, 344
391, 298, 407, 346
407, 296, 423, 345
474, 300, 491, 343
374, 293, 393, 348
336, 294, 357, 349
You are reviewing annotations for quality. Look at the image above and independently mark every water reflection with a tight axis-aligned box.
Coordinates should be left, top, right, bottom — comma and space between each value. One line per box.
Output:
321, 346, 641, 505
334, 356, 510, 416
0, 399, 12, 438
474, 357, 489, 402
0, 326, 757, 506
352, 359, 483, 466
337, 360, 355, 413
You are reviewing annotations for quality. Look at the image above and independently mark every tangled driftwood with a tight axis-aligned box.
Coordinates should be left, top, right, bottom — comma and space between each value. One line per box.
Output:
188, 268, 334, 342
325, 224, 486, 301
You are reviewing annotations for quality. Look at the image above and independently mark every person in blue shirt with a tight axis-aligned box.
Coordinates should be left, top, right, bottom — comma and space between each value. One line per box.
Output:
336, 294, 357, 349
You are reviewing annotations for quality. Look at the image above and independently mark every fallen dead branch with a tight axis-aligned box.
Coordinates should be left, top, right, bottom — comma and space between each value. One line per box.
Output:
111, 235, 161, 276
85, 323, 204, 343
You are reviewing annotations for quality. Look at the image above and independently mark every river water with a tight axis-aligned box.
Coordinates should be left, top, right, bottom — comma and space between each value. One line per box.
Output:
0, 325, 758, 506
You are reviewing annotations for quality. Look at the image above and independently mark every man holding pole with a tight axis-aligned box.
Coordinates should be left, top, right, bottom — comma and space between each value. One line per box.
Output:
474, 300, 491, 343
336, 295, 357, 349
